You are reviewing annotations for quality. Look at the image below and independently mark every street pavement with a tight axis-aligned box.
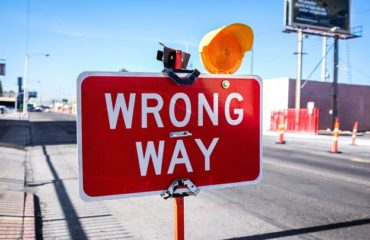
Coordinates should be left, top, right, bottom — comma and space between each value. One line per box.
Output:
1, 111, 370, 239
0, 112, 34, 239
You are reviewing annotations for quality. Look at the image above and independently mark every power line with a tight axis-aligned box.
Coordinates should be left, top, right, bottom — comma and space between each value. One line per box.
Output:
301, 42, 334, 88
356, 9, 370, 14
339, 59, 370, 79
255, 29, 281, 36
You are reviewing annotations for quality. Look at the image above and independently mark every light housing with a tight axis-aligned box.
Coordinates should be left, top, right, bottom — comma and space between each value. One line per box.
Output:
199, 23, 254, 74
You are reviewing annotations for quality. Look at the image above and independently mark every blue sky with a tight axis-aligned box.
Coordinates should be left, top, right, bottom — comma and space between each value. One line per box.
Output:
0, 0, 369, 103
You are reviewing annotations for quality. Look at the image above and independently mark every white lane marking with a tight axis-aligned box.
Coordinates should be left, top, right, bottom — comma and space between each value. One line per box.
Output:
350, 157, 370, 163
265, 158, 370, 187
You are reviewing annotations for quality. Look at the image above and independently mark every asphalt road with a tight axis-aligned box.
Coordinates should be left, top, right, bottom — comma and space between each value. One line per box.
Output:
25, 112, 370, 240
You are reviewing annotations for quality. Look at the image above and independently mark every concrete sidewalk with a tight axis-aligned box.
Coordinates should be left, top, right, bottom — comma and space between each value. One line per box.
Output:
0, 114, 36, 239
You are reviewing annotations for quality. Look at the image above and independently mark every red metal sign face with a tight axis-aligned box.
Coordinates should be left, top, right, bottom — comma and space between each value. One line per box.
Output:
77, 72, 262, 200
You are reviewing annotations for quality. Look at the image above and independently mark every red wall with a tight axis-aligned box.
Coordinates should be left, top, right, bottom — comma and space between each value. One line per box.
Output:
288, 79, 370, 131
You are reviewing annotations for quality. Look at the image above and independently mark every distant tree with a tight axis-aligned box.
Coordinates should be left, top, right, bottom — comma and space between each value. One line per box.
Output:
119, 68, 129, 72
3, 90, 15, 97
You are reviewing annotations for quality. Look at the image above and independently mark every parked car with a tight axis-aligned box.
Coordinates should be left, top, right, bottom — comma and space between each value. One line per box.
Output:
0, 105, 8, 114
34, 106, 43, 112
42, 106, 51, 112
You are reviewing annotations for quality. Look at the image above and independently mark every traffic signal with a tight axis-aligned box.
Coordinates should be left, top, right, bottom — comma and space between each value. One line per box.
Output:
28, 91, 38, 98
0, 63, 5, 76
199, 23, 254, 74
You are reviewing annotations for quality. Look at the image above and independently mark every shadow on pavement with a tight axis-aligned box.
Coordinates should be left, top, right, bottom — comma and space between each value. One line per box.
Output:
227, 218, 370, 240
0, 119, 30, 148
39, 145, 133, 239
30, 121, 76, 146
41, 145, 87, 240
0, 119, 76, 147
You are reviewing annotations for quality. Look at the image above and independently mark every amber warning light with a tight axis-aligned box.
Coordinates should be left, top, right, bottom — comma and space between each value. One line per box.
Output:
199, 23, 254, 74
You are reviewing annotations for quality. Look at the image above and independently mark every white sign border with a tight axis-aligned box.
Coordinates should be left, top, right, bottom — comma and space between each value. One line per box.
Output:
77, 72, 263, 202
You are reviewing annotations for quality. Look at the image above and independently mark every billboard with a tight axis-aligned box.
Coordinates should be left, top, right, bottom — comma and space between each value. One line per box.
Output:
285, 0, 351, 33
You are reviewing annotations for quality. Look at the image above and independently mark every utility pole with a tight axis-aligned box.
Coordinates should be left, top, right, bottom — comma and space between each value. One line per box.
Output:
321, 36, 327, 81
22, 0, 30, 118
295, 28, 303, 130
332, 36, 339, 129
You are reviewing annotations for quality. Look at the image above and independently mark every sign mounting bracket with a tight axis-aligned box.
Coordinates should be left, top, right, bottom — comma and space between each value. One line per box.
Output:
162, 68, 200, 85
157, 42, 200, 85
160, 178, 200, 200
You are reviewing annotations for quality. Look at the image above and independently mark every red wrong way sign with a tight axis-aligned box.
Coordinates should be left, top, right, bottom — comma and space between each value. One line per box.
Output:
77, 72, 262, 201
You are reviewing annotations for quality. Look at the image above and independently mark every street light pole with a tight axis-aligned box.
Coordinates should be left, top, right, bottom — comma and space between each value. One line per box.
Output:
23, 0, 30, 118
22, 55, 29, 117
250, 47, 254, 75
22, 53, 49, 118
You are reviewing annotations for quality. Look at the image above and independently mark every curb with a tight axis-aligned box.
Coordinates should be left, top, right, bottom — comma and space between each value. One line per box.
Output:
0, 142, 26, 150
22, 192, 35, 239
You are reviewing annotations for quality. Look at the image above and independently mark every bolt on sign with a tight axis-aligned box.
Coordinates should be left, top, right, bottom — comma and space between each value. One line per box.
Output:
77, 72, 262, 201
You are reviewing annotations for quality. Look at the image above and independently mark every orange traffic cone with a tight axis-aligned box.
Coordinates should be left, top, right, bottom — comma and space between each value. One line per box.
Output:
330, 118, 340, 153
351, 121, 359, 145
276, 116, 286, 144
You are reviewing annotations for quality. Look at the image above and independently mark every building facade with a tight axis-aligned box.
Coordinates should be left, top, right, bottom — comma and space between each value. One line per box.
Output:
263, 78, 370, 131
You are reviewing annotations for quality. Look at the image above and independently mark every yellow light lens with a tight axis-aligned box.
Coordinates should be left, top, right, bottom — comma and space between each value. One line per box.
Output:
201, 31, 243, 74
199, 23, 254, 74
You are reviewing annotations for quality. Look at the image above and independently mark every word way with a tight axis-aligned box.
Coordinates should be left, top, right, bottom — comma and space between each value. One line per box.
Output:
136, 138, 219, 176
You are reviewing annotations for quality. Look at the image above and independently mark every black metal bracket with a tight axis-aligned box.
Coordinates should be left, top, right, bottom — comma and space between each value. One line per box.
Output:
157, 42, 200, 85
161, 178, 200, 200
162, 68, 200, 85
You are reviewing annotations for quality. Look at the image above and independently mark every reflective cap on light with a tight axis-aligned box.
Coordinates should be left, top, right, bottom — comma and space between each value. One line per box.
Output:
199, 23, 254, 74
